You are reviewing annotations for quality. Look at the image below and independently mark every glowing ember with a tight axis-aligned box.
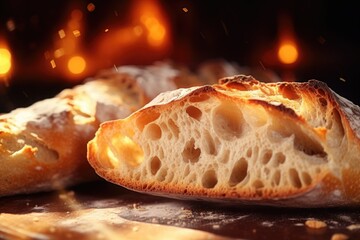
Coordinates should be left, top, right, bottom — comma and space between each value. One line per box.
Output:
50, 59, 56, 69
6, 19, 15, 32
182, 8, 189, 13
87, 3, 96, 12
54, 48, 65, 58
72, 30, 81, 37
58, 29, 66, 39
67, 55, 86, 74
0, 48, 11, 76
278, 42, 298, 64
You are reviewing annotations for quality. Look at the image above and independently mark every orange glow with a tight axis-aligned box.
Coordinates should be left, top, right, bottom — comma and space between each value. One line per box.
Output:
0, 48, 11, 76
94, 0, 171, 66
67, 56, 86, 74
58, 29, 66, 39
50, 59, 56, 69
278, 42, 298, 64
136, 1, 168, 47
276, 13, 299, 66
44, 2, 87, 81
87, 3, 95, 12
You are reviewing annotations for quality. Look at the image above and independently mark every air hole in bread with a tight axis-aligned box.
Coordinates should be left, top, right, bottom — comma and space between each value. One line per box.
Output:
145, 123, 162, 140
167, 118, 180, 139
135, 111, 160, 131
327, 109, 345, 148
182, 138, 201, 163
242, 105, 268, 128
229, 157, 248, 187
212, 102, 244, 140
302, 171, 312, 186
318, 97, 327, 107
272, 170, 281, 186
246, 148, 252, 158
279, 84, 300, 100
156, 167, 167, 182
289, 168, 302, 188
186, 105, 202, 121
110, 135, 144, 167
189, 94, 210, 102
150, 156, 161, 175
253, 179, 264, 188
261, 149, 272, 165
273, 152, 286, 166
203, 130, 217, 155
202, 169, 218, 188
294, 136, 326, 158
270, 118, 327, 158
317, 88, 325, 96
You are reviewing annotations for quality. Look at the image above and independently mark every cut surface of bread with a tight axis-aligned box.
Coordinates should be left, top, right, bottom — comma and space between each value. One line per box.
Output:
88, 75, 360, 207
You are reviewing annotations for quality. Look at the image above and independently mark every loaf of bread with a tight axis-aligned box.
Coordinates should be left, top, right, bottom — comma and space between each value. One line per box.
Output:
88, 75, 360, 207
0, 63, 186, 197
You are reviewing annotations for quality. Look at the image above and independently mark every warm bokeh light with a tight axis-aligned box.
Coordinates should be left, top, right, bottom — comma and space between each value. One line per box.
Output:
136, 1, 168, 47
278, 42, 298, 64
87, 3, 96, 12
276, 13, 299, 66
141, 15, 166, 47
0, 48, 12, 75
94, 0, 171, 66
67, 56, 86, 74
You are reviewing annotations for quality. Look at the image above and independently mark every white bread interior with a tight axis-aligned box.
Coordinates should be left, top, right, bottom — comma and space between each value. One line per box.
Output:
88, 75, 360, 207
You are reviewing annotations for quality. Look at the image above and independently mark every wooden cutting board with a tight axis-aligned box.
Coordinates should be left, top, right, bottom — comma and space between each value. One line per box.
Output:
0, 181, 359, 240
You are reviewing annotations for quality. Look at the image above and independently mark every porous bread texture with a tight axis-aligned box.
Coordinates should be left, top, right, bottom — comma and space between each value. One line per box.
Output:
88, 75, 360, 207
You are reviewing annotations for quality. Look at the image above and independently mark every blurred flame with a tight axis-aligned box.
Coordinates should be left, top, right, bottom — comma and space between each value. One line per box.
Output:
67, 55, 86, 74
131, 0, 170, 48
0, 39, 12, 84
278, 42, 298, 64
94, 0, 171, 66
0, 48, 11, 76
277, 13, 299, 65
35, 1, 172, 83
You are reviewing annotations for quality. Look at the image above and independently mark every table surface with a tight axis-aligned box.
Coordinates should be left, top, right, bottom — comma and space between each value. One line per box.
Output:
0, 181, 359, 240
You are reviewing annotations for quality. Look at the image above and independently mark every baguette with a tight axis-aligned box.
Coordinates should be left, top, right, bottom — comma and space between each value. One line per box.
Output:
0, 63, 183, 197
88, 75, 360, 207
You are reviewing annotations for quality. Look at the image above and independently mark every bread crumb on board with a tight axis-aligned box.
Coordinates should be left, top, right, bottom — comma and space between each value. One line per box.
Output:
331, 233, 349, 240
346, 224, 360, 230
305, 219, 327, 229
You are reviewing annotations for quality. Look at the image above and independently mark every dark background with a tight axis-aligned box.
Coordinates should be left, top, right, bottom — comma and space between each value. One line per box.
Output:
0, 0, 359, 112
